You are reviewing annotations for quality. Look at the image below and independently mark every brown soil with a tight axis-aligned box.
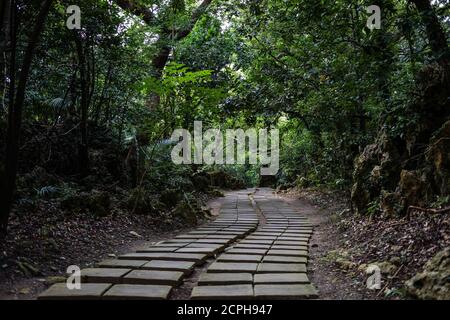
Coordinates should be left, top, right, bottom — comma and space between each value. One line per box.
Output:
0, 209, 206, 300
276, 189, 378, 299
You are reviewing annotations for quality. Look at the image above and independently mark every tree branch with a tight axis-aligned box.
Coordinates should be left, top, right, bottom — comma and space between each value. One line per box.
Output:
172, 0, 213, 40
114, 0, 156, 25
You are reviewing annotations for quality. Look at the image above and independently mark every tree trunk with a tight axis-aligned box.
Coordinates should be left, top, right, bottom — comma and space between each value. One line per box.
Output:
0, 0, 10, 114
410, 0, 449, 68
74, 32, 90, 177
0, 0, 52, 239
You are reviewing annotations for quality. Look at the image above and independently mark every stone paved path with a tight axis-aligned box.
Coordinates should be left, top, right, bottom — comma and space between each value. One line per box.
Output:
38, 189, 318, 300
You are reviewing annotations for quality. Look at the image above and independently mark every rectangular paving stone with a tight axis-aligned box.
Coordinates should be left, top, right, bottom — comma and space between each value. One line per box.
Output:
159, 252, 208, 263
185, 243, 226, 252
175, 235, 205, 239
217, 254, 263, 263
175, 247, 217, 256
253, 232, 283, 236
254, 284, 318, 299
283, 231, 313, 236
239, 240, 274, 245
270, 245, 308, 251
277, 236, 310, 241
188, 231, 217, 235
274, 241, 308, 246
119, 252, 163, 260
38, 283, 112, 300
155, 242, 189, 247
123, 270, 183, 286
191, 285, 254, 300
118, 252, 206, 263
97, 259, 148, 269
195, 239, 230, 244
254, 273, 309, 284
267, 249, 308, 257
204, 235, 238, 240
208, 262, 258, 274
136, 247, 178, 253
165, 239, 197, 243
198, 273, 253, 285
226, 248, 267, 255
141, 260, 196, 274
257, 263, 307, 273
263, 255, 308, 264
234, 244, 271, 249
103, 284, 171, 300
246, 236, 278, 240
81, 268, 130, 284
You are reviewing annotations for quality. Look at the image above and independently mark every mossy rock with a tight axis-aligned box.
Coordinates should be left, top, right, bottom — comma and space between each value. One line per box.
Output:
207, 188, 225, 197
60, 190, 111, 217
172, 193, 208, 225
160, 189, 182, 208
127, 189, 164, 215
88, 190, 111, 217
405, 248, 450, 300
192, 174, 210, 192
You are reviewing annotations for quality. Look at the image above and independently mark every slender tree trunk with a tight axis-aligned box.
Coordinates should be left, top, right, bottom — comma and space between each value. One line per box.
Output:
0, 0, 52, 239
93, 62, 112, 124
74, 33, 90, 177
0, 0, 10, 115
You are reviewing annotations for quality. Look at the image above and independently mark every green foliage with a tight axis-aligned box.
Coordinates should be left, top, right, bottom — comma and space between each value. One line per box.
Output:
4, 0, 448, 227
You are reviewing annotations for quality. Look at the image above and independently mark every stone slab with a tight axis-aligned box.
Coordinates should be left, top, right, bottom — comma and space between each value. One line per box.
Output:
217, 254, 263, 263
175, 234, 205, 239
273, 241, 308, 246
208, 262, 258, 274
270, 245, 308, 251
277, 237, 310, 242
195, 239, 230, 244
234, 244, 271, 249
254, 273, 309, 284
38, 283, 111, 300
175, 247, 217, 255
136, 247, 178, 253
97, 259, 148, 269
123, 270, 184, 286
165, 239, 196, 243
198, 273, 253, 285
254, 284, 318, 299
226, 248, 267, 255
246, 236, 278, 240
239, 240, 274, 245
141, 260, 196, 274
266, 250, 308, 257
120, 252, 207, 263
263, 255, 307, 264
103, 284, 171, 300
257, 263, 307, 273
191, 285, 254, 300
81, 268, 130, 283
184, 243, 226, 252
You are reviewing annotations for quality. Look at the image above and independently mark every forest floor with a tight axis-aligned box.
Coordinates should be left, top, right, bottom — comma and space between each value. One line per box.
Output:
278, 188, 449, 300
0, 196, 219, 300
0, 192, 223, 300
277, 189, 378, 299
1, 187, 447, 300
